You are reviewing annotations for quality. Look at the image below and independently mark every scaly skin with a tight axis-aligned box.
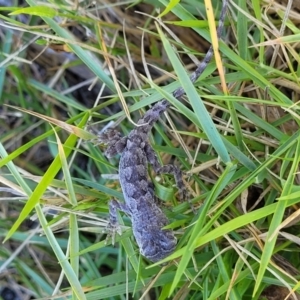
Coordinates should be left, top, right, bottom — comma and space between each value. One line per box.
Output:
96, 0, 227, 262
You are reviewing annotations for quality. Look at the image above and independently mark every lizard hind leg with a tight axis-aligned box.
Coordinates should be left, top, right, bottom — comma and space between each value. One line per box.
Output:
144, 143, 188, 202
156, 164, 188, 202
96, 128, 128, 158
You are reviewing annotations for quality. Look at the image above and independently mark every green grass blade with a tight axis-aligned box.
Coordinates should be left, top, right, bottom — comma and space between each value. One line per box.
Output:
35, 204, 86, 299
168, 162, 236, 295
157, 25, 230, 163
0, 142, 32, 196
25, 0, 115, 93
162, 0, 293, 105
4, 113, 89, 241
253, 138, 300, 296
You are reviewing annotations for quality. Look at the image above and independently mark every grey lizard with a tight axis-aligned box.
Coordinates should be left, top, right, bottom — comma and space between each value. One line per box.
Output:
95, 0, 227, 262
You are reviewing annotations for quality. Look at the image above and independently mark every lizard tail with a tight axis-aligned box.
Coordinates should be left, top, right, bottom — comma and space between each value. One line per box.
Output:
137, 0, 227, 132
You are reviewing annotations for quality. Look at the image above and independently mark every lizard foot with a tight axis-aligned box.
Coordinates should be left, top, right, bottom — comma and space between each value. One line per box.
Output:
104, 221, 122, 245
105, 199, 132, 244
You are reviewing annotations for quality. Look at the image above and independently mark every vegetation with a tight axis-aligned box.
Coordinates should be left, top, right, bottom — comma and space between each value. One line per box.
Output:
1, 0, 300, 299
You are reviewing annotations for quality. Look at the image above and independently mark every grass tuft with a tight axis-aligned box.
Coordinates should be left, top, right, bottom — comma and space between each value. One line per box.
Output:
1, 0, 300, 299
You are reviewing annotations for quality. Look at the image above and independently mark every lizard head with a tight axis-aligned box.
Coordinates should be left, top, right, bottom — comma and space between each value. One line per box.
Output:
134, 227, 177, 262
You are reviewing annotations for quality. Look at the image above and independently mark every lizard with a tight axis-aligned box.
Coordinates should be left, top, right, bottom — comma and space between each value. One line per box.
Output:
95, 0, 227, 262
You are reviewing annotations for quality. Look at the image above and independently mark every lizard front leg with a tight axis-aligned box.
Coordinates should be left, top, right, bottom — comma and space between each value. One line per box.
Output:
106, 199, 132, 244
